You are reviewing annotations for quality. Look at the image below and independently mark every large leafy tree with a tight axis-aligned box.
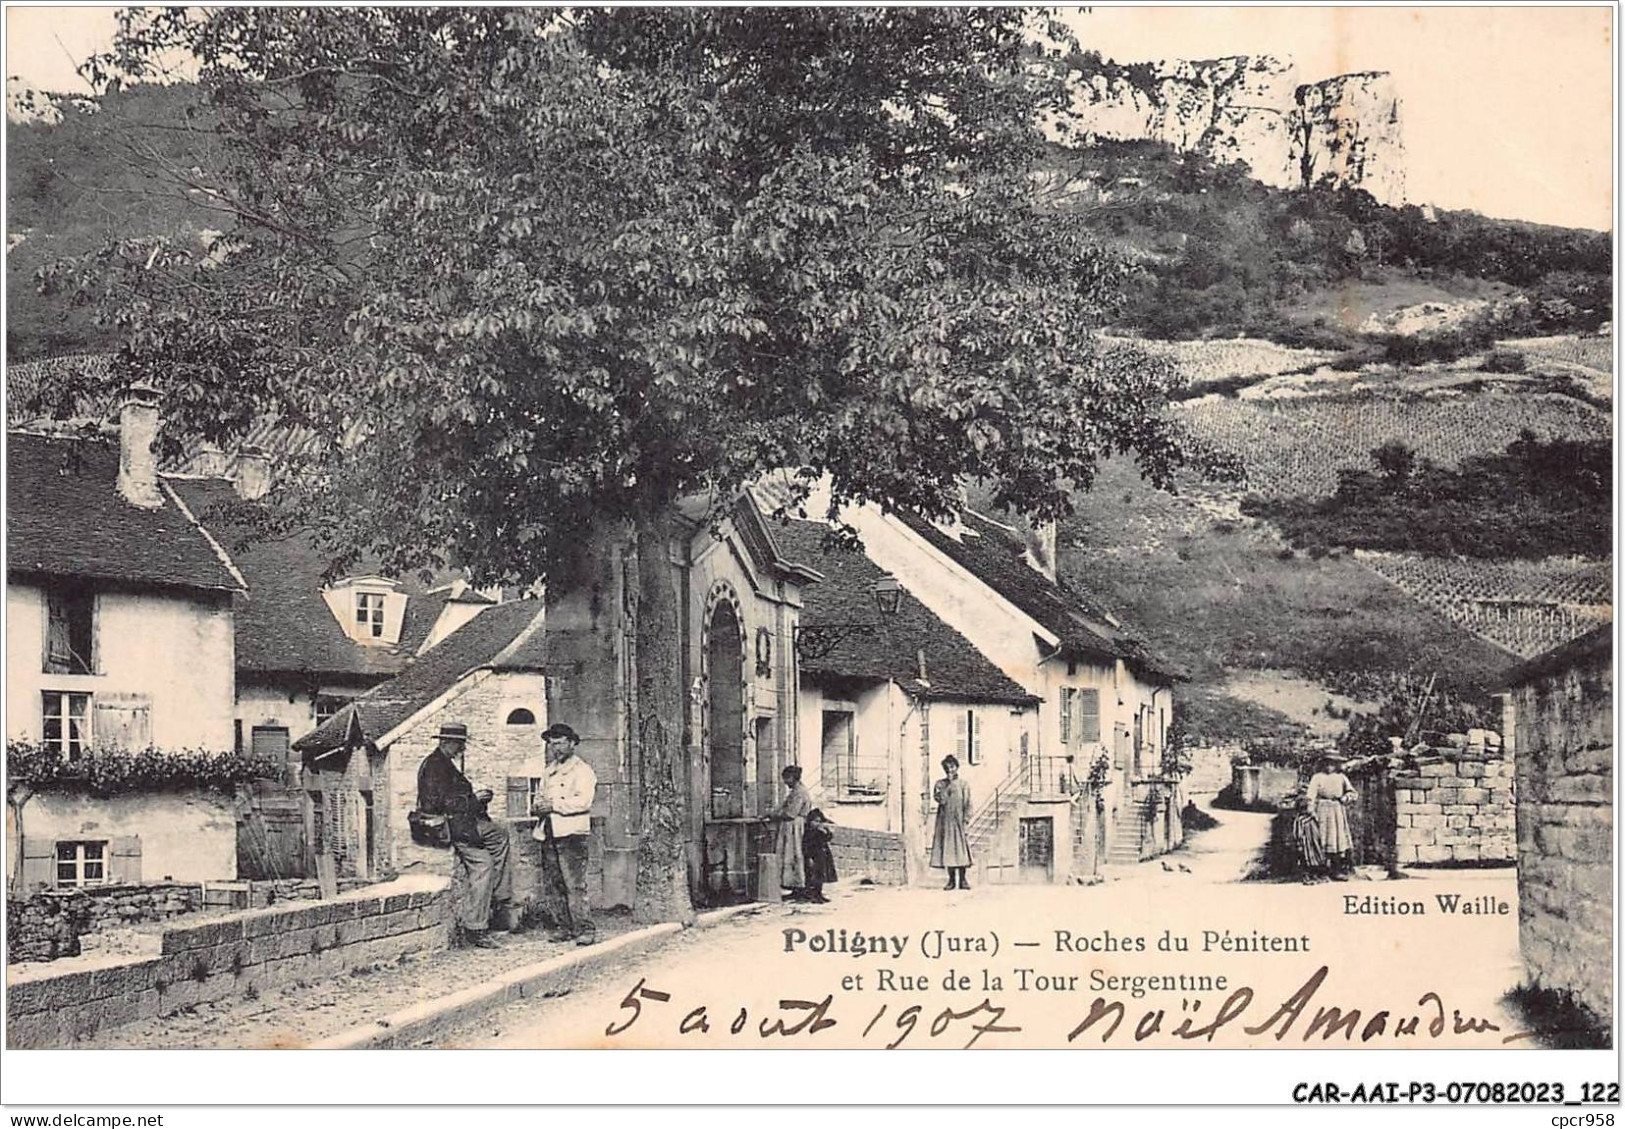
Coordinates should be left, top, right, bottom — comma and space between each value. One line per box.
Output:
54, 6, 1220, 919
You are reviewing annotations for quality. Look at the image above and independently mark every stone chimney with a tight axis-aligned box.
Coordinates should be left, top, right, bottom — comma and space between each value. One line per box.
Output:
1023, 520, 1057, 582
117, 383, 164, 509
234, 446, 272, 501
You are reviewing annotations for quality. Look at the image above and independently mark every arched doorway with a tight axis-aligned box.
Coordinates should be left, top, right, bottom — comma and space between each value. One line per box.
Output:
707, 600, 745, 819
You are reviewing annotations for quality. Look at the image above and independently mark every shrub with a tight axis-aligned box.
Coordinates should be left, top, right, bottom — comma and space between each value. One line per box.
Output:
1481, 349, 1527, 374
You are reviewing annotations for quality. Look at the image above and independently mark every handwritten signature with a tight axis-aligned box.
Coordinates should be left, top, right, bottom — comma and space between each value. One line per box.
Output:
604, 965, 1533, 1047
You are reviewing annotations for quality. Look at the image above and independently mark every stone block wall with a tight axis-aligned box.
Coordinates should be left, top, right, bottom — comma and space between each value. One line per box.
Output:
6, 876, 451, 1048
829, 826, 905, 885
1184, 744, 1238, 795
1392, 748, 1515, 864
1229, 763, 1300, 809
384, 669, 549, 879
1512, 634, 1613, 1032
8, 883, 205, 965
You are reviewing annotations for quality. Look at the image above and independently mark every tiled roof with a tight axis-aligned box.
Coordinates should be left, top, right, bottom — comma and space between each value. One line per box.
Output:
894, 508, 1179, 682
7, 431, 244, 593
294, 598, 547, 754
399, 588, 451, 656
773, 519, 1037, 705
169, 477, 449, 680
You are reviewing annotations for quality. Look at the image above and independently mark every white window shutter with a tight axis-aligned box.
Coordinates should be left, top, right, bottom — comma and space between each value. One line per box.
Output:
954, 713, 968, 761
110, 836, 143, 884
20, 838, 54, 891
381, 591, 409, 644
93, 693, 152, 751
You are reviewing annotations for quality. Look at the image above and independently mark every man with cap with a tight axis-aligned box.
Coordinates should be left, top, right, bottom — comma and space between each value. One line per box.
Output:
416, 722, 512, 947
532, 723, 598, 944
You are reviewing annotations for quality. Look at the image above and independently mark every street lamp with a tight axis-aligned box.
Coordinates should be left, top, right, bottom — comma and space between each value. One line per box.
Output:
794, 573, 905, 660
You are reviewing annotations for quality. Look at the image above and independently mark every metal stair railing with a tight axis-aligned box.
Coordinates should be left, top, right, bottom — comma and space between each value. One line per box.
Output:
964, 762, 1026, 858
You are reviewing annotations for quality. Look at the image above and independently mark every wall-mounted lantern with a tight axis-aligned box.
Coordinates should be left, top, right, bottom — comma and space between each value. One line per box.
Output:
794, 574, 906, 660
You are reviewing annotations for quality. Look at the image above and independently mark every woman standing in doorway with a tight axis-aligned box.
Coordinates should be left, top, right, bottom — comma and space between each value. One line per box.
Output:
930, 756, 973, 890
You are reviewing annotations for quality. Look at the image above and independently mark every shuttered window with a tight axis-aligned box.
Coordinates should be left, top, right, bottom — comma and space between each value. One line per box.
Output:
1059, 689, 1073, 745
955, 710, 982, 765
1077, 689, 1101, 743
44, 587, 95, 674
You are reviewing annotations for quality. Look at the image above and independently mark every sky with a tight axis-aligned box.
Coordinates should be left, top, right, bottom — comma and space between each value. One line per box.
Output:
5, 4, 1616, 230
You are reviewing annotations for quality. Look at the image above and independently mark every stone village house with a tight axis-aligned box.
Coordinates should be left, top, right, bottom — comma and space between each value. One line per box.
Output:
7, 382, 508, 892
789, 483, 1185, 868
292, 600, 548, 888
772, 518, 1053, 882
7, 378, 1183, 912
167, 475, 499, 777
6, 390, 246, 888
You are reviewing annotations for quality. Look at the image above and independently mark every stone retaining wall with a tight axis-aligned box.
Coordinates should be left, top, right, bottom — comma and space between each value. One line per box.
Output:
1512, 630, 1613, 1032
6, 876, 451, 1048
1392, 747, 1515, 864
8, 883, 204, 965
829, 826, 905, 885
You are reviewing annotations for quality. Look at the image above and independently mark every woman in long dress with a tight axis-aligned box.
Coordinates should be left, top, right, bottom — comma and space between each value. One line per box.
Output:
1305, 753, 1357, 879
770, 765, 811, 897
930, 756, 973, 891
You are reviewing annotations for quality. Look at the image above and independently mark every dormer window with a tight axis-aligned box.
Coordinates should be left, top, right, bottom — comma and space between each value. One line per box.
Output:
323, 576, 406, 646
356, 592, 386, 638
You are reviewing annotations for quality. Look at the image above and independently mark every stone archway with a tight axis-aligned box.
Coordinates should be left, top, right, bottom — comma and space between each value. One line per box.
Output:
706, 599, 746, 819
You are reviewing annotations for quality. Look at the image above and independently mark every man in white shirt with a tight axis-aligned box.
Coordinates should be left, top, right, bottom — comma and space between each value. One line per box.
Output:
532, 722, 598, 944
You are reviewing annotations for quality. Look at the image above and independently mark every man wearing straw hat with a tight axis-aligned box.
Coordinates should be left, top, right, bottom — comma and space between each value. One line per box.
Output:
416, 721, 512, 947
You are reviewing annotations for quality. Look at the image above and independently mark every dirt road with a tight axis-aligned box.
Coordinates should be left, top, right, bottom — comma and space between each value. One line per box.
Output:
445, 808, 1527, 1051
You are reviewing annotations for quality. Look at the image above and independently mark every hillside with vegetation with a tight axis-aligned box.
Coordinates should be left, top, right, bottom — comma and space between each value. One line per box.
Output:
1054, 139, 1611, 347
7, 83, 225, 360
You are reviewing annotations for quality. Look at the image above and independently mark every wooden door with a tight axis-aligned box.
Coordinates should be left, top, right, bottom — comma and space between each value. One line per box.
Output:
235, 780, 312, 879
1018, 817, 1054, 883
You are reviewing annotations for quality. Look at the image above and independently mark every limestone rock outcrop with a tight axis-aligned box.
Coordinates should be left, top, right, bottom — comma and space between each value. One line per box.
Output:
1293, 71, 1405, 205
1059, 55, 1405, 205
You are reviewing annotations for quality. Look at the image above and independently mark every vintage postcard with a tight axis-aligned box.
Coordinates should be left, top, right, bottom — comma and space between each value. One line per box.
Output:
1, 1, 1617, 1107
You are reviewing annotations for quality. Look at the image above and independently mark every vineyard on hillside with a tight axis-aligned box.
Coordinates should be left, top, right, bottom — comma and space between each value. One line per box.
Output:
1358, 551, 1612, 659
1180, 390, 1611, 500
1104, 334, 1334, 392
1500, 334, 1613, 373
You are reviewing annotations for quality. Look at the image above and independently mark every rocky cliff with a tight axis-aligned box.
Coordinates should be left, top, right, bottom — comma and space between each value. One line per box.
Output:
1059, 55, 1405, 205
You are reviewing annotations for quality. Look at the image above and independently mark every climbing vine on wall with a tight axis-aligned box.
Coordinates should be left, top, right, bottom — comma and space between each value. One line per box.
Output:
6, 742, 278, 797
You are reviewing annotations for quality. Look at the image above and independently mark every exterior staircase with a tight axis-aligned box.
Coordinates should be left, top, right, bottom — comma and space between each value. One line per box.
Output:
1105, 796, 1145, 866
1105, 789, 1144, 870
965, 765, 1025, 858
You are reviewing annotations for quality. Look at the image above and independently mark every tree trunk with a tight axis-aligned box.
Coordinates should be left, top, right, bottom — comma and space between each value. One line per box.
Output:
628, 508, 696, 925
7, 789, 33, 895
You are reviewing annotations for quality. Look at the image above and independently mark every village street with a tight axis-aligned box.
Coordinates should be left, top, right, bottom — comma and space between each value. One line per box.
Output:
439, 804, 1528, 1051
